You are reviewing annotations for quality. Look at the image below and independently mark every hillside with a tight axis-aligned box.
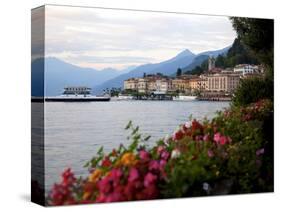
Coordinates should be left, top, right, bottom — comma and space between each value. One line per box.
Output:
92, 49, 196, 94
32, 57, 128, 96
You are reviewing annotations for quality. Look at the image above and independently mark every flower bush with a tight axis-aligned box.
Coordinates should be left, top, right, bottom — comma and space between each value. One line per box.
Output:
48, 99, 273, 205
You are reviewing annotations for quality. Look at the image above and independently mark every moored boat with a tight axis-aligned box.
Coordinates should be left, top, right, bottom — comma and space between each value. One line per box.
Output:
111, 95, 134, 101
45, 86, 111, 102
173, 95, 197, 101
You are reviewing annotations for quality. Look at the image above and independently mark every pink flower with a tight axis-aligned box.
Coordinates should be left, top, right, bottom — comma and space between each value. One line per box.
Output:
159, 159, 167, 167
149, 160, 160, 171
128, 168, 139, 182
144, 173, 157, 187
157, 145, 165, 154
203, 134, 210, 142
97, 177, 111, 193
220, 136, 228, 145
213, 133, 231, 145
195, 135, 203, 141
109, 168, 122, 179
256, 148, 265, 156
161, 150, 170, 160
213, 132, 221, 144
207, 149, 214, 158
139, 150, 150, 161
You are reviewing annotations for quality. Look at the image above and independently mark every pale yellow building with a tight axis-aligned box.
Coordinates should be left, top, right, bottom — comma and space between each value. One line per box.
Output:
206, 73, 241, 93
189, 78, 201, 91
172, 78, 186, 92
155, 78, 172, 93
137, 78, 149, 93
124, 78, 138, 90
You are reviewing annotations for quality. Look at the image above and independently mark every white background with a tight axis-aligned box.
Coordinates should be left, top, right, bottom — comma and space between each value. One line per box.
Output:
0, 0, 280, 211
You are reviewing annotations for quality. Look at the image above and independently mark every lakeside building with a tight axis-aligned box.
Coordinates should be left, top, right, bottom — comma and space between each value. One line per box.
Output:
234, 64, 261, 76
172, 78, 189, 92
155, 78, 173, 93
123, 78, 138, 90
137, 78, 149, 93
205, 73, 241, 93
188, 76, 208, 92
123, 59, 263, 95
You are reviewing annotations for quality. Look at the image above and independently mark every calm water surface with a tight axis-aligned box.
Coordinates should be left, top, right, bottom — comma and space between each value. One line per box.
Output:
44, 100, 229, 191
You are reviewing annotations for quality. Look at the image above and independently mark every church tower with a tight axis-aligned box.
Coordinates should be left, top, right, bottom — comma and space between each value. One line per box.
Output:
208, 56, 215, 71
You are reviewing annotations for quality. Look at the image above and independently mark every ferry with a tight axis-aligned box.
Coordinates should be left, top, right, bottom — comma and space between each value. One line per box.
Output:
172, 95, 197, 101
45, 86, 110, 102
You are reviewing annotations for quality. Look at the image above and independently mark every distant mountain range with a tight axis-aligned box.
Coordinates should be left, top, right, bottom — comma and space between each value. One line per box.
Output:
31, 46, 230, 96
31, 57, 130, 96
93, 46, 230, 94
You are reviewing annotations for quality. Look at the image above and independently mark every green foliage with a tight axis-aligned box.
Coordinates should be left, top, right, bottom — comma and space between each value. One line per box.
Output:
187, 38, 259, 75
176, 68, 182, 77
161, 100, 273, 197
232, 76, 273, 106
188, 59, 208, 75
215, 38, 259, 69
230, 17, 274, 73
143, 72, 147, 78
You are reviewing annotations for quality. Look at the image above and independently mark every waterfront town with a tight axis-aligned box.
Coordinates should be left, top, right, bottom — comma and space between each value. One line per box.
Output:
123, 57, 264, 100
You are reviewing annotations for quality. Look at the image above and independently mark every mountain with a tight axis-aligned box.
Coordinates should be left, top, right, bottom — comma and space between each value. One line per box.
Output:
176, 54, 209, 75
31, 57, 127, 96
31, 46, 231, 96
178, 46, 231, 74
93, 49, 196, 94
197, 46, 231, 57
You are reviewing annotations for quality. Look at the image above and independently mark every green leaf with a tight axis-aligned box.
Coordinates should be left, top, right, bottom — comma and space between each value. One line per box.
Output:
144, 135, 151, 141
125, 120, 132, 130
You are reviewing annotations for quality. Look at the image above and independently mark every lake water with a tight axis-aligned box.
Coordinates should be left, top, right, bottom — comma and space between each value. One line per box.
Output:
42, 100, 229, 191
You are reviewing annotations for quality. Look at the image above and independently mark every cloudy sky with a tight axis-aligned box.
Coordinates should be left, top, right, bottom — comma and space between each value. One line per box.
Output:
45, 5, 236, 70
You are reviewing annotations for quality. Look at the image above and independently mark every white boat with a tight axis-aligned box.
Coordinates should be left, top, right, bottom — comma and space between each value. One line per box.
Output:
173, 95, 197, 101
45, 86, 111, 102
111, 95, 134, 101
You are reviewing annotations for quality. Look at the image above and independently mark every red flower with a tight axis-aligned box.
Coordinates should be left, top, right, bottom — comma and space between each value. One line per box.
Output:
62, 168, 76, 187
101, 156, 112, 167
192, 120, 203, 132
172, 130, 184, 141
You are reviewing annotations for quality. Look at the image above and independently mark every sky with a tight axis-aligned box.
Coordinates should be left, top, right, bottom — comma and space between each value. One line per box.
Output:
45, 5, 237, 70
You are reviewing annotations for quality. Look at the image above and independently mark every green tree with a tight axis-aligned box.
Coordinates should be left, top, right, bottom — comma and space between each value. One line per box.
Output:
143, 72, 146, 78
215, 54, 226, 68
230, 17, 274, 106
230, 17, 274, 74
176, 68, 182, 77
232, 77, 273, 106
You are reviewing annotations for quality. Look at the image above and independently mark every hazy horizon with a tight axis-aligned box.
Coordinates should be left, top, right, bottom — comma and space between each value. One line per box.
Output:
44, 5, 236, 70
